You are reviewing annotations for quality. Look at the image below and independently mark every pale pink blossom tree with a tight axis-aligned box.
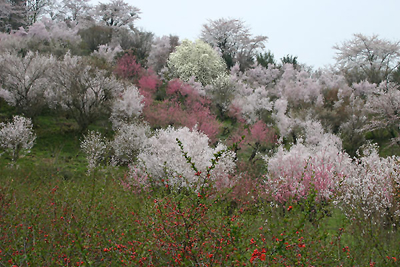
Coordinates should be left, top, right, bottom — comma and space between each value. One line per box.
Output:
147, 35, 179, 74
201, 18, 267, 70
334, 34, 400, 84
264, 120, 351, 202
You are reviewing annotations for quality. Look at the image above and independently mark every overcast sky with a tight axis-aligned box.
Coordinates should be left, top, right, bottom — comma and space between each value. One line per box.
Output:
110, 0, 400, 69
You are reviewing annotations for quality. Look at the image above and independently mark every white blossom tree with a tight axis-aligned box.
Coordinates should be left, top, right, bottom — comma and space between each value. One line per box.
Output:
363, 82, 400, 144
339, 143, 400, 223
56, 0, 92, 23
26, 0, 55, 25
136, 126, 236, 189
48, 53, 124, 132
0, 0, 26, 32
94, 0, 140, 30
110, 121, 150, 165
334, 34, 400, 84
91, 43, 122, 64
109, 84, 144, 129
0, 51, 55, 117
0, 115, 36, 162
167, 39, 227, 86
80, 130, 108, 172
227, 63, 280, 123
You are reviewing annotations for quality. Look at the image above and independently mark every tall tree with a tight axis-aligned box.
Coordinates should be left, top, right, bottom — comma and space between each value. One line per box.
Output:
56, 0, 92, 23
334, 33, 400, 85
201, 18, 267, 70
95, 0, 140, 30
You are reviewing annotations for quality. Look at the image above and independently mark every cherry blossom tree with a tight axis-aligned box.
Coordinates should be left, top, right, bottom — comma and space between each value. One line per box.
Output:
167, 39, 227, 86
0, 18, 82, 54
26, 0, 55, 25
91, 43, 122, 63
55, 0, 92, 23
0, 51, 55, 118
201, 18, 267, 70
363, 82, 400, 144
0, 115, 36, 162
339, 143, 400, 224
334, 34, 400, 84
275, 64, 323, 109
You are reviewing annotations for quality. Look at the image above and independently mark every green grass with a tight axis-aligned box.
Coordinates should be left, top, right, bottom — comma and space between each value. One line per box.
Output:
0, 111, 399, 266
1, 165, 399, 266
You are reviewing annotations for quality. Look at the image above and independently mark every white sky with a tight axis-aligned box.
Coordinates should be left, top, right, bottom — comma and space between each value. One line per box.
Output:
101, 0, 400, 69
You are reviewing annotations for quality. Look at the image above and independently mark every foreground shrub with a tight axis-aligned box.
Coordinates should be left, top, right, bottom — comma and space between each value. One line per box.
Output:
80, 130, 109, 172
339, 143, 400, 226
0, 115, 36, 162
110, 122, 150, 165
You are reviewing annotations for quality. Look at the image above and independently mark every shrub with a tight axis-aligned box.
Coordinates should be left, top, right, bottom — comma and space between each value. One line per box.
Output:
0, 115, 36, 162
80, 130, 109, 172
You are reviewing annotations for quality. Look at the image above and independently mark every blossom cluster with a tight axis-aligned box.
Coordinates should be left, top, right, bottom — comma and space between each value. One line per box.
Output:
0, 116, 36, 162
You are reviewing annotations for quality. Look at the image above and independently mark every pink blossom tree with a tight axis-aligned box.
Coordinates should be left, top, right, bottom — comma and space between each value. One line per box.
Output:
143, 79, 221, 143
264, 120, 351, 202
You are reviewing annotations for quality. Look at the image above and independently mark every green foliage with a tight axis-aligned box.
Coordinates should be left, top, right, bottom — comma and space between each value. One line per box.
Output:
1, 163, 399, 266
281, 54, 298, 68
256, 51, 276, 68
